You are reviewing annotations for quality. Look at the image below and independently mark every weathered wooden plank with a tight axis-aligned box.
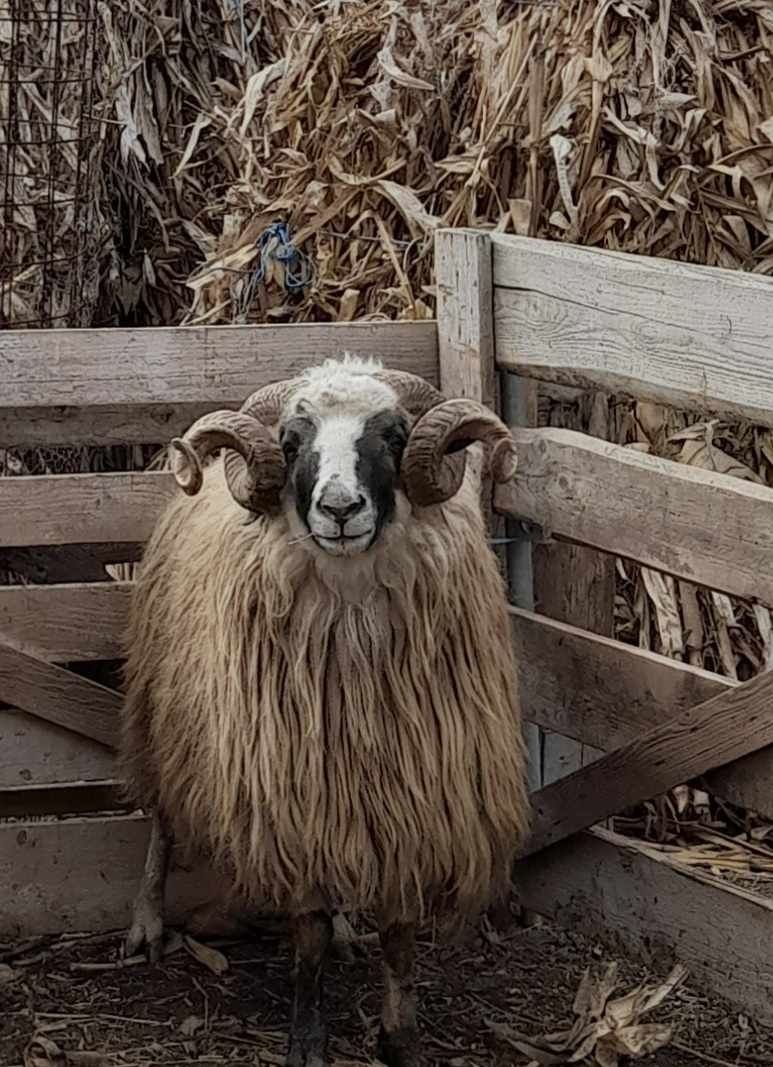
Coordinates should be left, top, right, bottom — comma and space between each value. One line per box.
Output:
0, 813, 222, 938
0, 582, 130, 660
0, 471, 175, 548
0, 707, 115, 786
0, 781, 126, 818
0, 402, 214, 449
523, 669, 773, 857
492, 234, 773, 427
511, 608, 733, 748
435, 229, 496, 408
517, 827, 773, 1025
0, 642, 119, 747
435, 228, 502, 548
495, 427, 773, 606
0, 321, 439, 446
511, 607, 773, 819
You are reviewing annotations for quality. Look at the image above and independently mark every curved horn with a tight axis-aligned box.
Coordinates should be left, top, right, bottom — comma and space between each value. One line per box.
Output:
240, 378, 301, 424
401, 399, 518, 507
170, 409, 286, 513
373, 369, 446, 416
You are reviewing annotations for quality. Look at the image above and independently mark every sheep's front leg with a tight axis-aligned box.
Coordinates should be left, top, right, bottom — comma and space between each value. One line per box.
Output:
125, 810, 171, 963
286, 910, 333, 1067
377, 922, 419, 1067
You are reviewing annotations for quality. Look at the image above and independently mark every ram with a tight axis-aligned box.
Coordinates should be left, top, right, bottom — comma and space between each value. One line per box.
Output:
121, 355, 529, 1067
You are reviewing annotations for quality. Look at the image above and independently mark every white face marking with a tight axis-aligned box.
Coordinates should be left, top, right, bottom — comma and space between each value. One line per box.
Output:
307, 414, 377, 556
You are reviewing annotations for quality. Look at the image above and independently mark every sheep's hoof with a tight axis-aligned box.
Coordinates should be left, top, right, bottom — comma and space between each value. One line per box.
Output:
376, 1025, 419, 1067
124, 896, 165, 964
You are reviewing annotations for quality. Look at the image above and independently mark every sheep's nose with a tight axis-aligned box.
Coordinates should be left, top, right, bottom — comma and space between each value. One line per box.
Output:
319, 489, 366, 523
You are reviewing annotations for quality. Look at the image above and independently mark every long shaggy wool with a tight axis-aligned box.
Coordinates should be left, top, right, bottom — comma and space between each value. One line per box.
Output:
121, 463, 529, 923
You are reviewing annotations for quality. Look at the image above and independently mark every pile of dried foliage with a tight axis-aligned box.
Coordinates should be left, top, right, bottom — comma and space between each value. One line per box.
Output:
101, 0, 773, 326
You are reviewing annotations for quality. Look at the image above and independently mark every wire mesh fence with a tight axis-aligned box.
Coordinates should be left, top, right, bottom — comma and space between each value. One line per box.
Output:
0, 0, 105, 328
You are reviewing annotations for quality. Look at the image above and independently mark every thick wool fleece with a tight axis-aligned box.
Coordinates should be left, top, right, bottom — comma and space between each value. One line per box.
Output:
121, 440, 528, 925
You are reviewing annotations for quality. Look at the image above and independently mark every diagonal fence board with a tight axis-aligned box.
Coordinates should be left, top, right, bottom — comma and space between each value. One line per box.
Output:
517, 827, 773, 1026
0, 641, 119, 748
491, 233, 773, 428
522, 669, 773, 857
496, 427, 773, 606
510, 608, 773, 821
0, 471, 175, 548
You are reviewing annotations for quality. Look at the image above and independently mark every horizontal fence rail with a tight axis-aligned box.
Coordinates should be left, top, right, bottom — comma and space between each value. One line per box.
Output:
4, 427, 773, 602
496, 427, 773, 606
492, 234, 773, 428
0, 321, 439, 447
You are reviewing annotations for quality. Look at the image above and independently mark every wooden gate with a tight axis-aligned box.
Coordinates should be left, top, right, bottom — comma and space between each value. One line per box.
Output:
2, 231, 773, 1019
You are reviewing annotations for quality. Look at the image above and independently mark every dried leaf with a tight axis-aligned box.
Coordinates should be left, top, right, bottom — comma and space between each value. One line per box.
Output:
377, 46, 434, 91
499, 962, 687, 1065
179, 1014, 205, 1037
184, 934, 229, 975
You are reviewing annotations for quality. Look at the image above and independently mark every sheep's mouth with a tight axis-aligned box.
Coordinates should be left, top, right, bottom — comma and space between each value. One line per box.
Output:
312, 530, 375, 556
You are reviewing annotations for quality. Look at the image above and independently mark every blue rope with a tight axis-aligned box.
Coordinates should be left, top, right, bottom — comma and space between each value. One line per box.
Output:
236, 222, 313, 320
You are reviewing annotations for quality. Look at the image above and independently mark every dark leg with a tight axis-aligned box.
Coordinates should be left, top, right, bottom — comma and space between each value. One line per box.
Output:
286, 910, 333, 1067
125, 809, 172, 963
376, 922, 419, 1067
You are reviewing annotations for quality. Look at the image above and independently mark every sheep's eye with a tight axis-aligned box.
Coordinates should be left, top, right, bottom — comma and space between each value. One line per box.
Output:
384, 422, 408, 458
280, 430, 301, 464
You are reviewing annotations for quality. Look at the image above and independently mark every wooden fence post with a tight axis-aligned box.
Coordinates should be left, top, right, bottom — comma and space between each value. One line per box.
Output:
434, 229, 496, 407
435, 228, 542, 800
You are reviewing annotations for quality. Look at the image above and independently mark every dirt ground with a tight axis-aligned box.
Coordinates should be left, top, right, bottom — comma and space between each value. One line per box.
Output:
1, 912, 771, 1067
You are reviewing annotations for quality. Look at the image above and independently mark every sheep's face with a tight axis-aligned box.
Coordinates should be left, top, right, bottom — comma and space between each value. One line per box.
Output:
280, 404, 409, 558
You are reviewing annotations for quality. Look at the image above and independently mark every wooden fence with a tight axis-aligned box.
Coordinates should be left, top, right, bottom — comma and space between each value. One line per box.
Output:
1, 232, 773, 1021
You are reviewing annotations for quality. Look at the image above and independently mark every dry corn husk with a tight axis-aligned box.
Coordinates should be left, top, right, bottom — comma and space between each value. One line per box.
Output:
490, 962, 688, 1066
101, 0, 773, 326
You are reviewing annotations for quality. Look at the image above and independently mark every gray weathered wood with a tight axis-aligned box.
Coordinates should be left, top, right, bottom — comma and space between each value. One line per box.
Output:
492, 234, 773, 427
0, 403, 214, 449
435, 229, 496, 407
0, 471, 175, 548
0, 582, 130, 660
496, 427, 773, 606
435, 228, 501, 542
0, 321, 439, 446
0, 813, 222, 938
0, 642, 119, 747
511, 607, 773, 820
0, 707, 115, 786
517, 827, 773, 1025
523, 668, 773, 857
